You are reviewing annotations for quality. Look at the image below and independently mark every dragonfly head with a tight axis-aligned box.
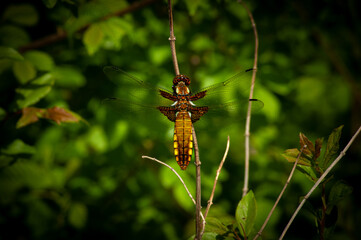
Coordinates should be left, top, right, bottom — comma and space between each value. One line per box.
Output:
173, 75, 191, 86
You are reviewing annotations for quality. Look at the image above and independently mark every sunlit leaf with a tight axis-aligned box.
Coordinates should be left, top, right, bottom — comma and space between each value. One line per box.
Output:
321, 125, 343, 169
235, 190, 256, 238
1, 139, 35, 155
86, 126, 108, 153
16, 73, 54, 108
99, 18, 130, 50
282, 148, 311, 166
0, 46, 24, 61
3, 4, 38, 26
24, 50, 54, 71
12, 60, 36, 84
52, 66, 86, 88
83, 23, 104, 55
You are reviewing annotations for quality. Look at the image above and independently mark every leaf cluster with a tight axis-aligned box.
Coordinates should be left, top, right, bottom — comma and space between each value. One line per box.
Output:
282, 126, 353, 239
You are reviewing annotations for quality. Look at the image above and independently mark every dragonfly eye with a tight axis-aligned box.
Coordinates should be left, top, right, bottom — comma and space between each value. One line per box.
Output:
173, 75, 191, 86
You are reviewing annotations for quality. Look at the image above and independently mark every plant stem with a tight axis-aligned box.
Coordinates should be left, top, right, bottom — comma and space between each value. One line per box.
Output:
239, 0, 259, 197
201, 136, 230, 237
167, 0, 180, 75
193, 125, 202, 240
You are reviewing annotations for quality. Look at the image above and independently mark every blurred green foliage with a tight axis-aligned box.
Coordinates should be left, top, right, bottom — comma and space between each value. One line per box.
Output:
0, 0, 360, 239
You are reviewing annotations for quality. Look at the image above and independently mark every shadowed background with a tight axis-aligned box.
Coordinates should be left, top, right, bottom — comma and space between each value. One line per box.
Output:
0, 0, 360, 239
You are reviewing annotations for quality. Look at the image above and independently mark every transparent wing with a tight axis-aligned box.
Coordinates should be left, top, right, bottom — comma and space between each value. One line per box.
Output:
191, 69, 263, 115
103, 66, 175, 108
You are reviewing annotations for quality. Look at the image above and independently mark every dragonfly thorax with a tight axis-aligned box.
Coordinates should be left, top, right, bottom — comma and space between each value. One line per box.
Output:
174, 81, 190, 96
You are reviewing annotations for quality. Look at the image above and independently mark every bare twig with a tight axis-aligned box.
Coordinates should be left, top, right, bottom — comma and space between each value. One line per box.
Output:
142, 155, 196, 203
167, 0, 180, 75
142, 155, 205, 224
192, 125, 203, 240
203, 136, 230, 218
253, 145, 307, 240
18, 0, 158, 53
238, 0, 259, 197
279, 125, 361, 240
201, 136, 230, 236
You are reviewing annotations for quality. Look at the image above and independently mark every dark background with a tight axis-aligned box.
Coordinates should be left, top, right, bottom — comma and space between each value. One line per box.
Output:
0, 0, 360, 239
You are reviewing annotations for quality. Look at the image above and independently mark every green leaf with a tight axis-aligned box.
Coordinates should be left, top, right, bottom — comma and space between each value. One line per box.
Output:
3, 4, 38, 26
83, 23, 104, 55
99, 18, 130, 50
12, 60, 37, 84
68, 203, 88, 229
16, 73, 55, 108
187, 232, 218, 240
204, 217, 228, 235
282, 148, 311, 166
201, 232, 218, 240
52, 66, 86, 88
0, 46, 24, 61
24, 50, 54, 71
1, 139, 35, 155
0, 25, 30, 48
42, 0, 57, 8
321, 125, 343, 169
327, 180, 352, 214
296, 165, 318, 182
235, 190, 257, 238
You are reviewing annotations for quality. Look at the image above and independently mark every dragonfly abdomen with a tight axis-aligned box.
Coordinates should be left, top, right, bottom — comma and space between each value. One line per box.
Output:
174, 111, 193, 170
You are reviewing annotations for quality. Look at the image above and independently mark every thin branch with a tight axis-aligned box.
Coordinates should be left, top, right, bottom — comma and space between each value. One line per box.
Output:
167, 0, 180, 75
143, 155, 205, 223
192, 125, 203, 240
201, 136, 230, 236
279, 125, 361, 240
142, 155, 195, 203
142, 156, 205, 221
18, 0, 158, 53
253, 145, 307, 240
203, 136, 230, 218
238, 0, 259, 197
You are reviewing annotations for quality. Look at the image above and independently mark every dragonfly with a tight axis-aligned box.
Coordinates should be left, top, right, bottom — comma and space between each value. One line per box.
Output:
103, 66, 263, 170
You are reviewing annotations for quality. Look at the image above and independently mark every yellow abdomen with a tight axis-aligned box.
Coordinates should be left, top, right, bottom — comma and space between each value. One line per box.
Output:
174, 111, 193, 170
